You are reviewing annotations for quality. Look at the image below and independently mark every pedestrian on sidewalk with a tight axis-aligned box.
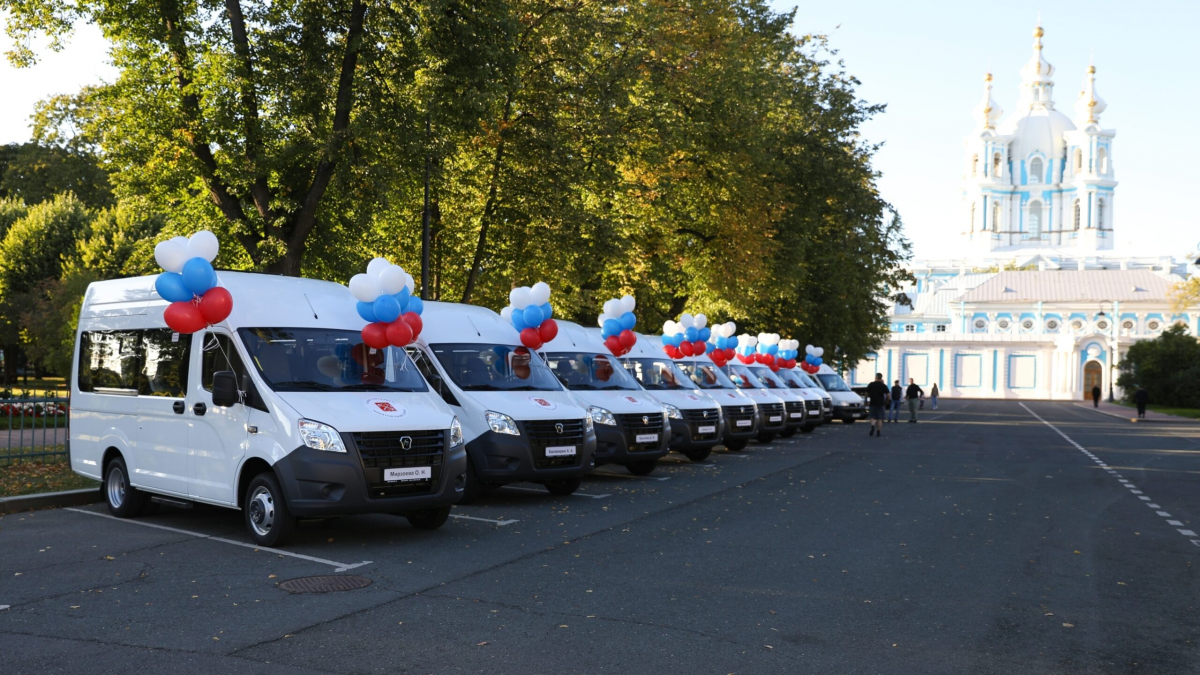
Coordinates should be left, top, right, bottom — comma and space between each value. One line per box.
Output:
906, 378, 923, 423
930, 383, 939, 409
1092, 385, 1101, 408
866, 373, 889, 437
889, 380, 902, 423
1134, 385, 1149, 419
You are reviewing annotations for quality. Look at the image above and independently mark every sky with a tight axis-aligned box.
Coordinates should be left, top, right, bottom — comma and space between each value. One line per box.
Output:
2, 2, 1198, 260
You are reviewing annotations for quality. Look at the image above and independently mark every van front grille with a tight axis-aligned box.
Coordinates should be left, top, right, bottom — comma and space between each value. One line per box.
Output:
524, 419, 586, 469
351, 430, 446, 498
805, 399, 822, 413
784, 401, 805, 423
759, 403, 785, 429
615, 412, 665, 451
722, 405, 755, 433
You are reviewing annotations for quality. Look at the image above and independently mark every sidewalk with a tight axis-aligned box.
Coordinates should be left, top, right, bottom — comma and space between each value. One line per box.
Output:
1075, 401, 1199, 424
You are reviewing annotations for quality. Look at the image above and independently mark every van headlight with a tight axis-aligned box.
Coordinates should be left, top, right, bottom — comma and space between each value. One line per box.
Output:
485, 410, 520, 436
588, 406, 616, 426
663, 403, 683, 420
450, 416, 464, 448
298, 419, 346, 453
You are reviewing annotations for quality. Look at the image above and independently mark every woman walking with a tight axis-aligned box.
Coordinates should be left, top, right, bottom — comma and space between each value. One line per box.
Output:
930, 383, 939, 410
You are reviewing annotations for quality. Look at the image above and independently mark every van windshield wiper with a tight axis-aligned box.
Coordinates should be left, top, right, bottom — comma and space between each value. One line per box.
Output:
339, 384, 409, 392
272, 380, 335, 391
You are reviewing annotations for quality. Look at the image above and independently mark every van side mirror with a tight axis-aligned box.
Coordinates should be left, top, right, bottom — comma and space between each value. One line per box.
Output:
211, 371, 240, 407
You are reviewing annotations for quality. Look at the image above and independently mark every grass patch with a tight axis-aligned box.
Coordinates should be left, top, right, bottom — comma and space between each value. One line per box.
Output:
1, 457, 98, 497
1115, 401, 1200, 420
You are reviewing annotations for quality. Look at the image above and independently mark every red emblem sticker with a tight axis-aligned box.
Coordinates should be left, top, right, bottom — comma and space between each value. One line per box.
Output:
365, 398, 407, 418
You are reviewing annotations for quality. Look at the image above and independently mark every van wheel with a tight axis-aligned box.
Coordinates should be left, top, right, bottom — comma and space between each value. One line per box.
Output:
545, 477, 581, 496
244, 473, 295, 547
459, 461, 485, 505
626, 460, 657, 476
407, 506, 452, 531
724, 439, 748, 452
841, 418, 856, 424
104, 456, 146, 518
756, 432, 776, 443
780, 428, 797, 438
683, 447, 712, 462
801, 424, 815, 434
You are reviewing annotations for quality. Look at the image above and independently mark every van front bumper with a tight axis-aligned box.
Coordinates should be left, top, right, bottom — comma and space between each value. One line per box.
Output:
593, 423, 670, 467
666, 418, 721, 452
272, 444, 468, 517
466, 428, 597, 485
834, 404, 868, 421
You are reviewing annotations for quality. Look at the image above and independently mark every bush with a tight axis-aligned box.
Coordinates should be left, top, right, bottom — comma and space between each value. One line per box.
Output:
1117, 325, 1200, 409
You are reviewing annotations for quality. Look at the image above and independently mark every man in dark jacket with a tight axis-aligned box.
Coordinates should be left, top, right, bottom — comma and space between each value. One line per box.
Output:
906, 378, 923, 423
866, 373, 889, 437
1134, 386, 1149, 419
1092, 385, 1102, 408
889, 380, 903, 423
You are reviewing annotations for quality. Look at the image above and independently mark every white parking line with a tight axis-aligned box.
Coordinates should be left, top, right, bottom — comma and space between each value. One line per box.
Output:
501, 486, 611, 499
448, 513, 519, 526
64, 508, 372, 572
589, 470, 672, 482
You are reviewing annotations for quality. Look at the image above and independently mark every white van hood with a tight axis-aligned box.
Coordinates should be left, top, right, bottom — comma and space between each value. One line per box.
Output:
705, 388, 756, 407
741, 388, 785, 406
829, 391, 864, 405
640, 389, 718, 411
465, 390, 588, 421
275, 391, 456, 433
568, 389, 664, 415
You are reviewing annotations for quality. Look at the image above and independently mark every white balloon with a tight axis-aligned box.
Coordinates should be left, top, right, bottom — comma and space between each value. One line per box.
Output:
154, 238, 190, 273
530, 281, 551, 306
185, 230, 220, 262
695, 313, 707, 329
805, 344, 815, 355
510, 286, 533, 309
500, 306, 514, 321
603, 299, 621, 316
366, 257, 391, 278
814, 347, 824, 357
598, 314, 608, 328
349, 274, 381, 303
619, 295, 636, 313
662, 321, 676, 335
740, 334, 757, 347
679, 313, 694, 329
378, 265, 406, 295
403, 272, 415, 294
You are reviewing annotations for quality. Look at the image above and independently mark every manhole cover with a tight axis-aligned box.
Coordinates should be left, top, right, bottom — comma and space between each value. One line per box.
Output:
277, 575, 372, 594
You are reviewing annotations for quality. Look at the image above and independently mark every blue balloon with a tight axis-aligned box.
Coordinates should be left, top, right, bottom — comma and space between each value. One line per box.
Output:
373, 295, 401, 323
393, 292, 409, 313
685, 326, 698, 342
523, 304, 545, 328
155, 272, 193, 302
698, 327, 711, 342
511, 309, 528, 331
407, 295, 424, 316
728, 336, 739, 350
492, 346, 510, 374
603, 319, 622, 338
619, 311, 636, 331
812, 357, 823, 366
541, 302, 553, 320
181, 257, 216, 296
670, 333, 684, 347
767, 344, 778, 355
705, 342, 715, 354
356, 301, 379, 323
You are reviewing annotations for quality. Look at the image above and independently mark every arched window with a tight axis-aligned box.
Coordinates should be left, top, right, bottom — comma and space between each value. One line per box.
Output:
1098, 147, 1108, 175
993, 153, 1002, 178
1028, 157, 1043, 184
1073, 200, 1081, 230
992, 201, 1002, 232
971, 154, 979, 176
1096, 198, 1106, 230
1028, 200, 1043, 237
1074, 148, 1083, 173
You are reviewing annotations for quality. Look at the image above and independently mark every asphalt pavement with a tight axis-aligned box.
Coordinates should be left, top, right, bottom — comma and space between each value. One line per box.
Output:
2, 400, 1197, 674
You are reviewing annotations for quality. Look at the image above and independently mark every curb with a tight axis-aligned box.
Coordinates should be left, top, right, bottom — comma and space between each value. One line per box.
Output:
0, 487, 102, 514
1073, 403, 1198, 424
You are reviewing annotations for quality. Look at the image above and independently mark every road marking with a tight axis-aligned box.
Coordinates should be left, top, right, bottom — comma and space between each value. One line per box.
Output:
1021, 403, 1195, 547
501, 486, 611, 499
63, 508, 372, 572
449, 513, 519, 526
0, 605, 9, 611
589, 470, 672, 482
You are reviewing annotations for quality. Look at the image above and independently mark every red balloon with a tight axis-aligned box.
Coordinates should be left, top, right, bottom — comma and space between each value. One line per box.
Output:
401, 312, 423, 339
198, 287, 233, 324
770, 364, 780, 372
164, 301, 206, 334
520, 327, 542, 350
618, 329, 636, 349
362, 322, 390, 349
681, 341, 696, 357
539, 318, 559, 343
711, 352, 726, 366
763, 354, 775, 366
607, 335, 624, 355
386, 319, 414, 346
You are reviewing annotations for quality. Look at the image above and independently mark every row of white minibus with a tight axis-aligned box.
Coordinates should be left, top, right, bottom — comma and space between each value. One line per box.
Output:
69, 273, 866, 545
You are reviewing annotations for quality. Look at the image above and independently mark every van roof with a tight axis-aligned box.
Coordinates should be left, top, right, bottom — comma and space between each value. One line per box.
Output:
81, 272, 363, 329
418, 301, 518, 345
542, 320, 607, 353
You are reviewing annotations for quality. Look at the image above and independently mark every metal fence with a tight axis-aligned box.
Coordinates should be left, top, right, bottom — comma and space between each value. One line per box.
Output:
0, 395, 70, 464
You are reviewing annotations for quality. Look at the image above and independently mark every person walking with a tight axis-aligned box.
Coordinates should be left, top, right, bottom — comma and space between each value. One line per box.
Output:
930, 383, 939, 410
1134, 385, 1149, 419
866, 373, 889, 437
906, 378, 923, 423
1091, 384, 1101, 408
889, 380, 902, 423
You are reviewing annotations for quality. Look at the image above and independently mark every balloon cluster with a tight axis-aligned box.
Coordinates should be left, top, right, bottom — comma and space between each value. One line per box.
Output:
706, 322, 739, 366
154, 231, 233, 334
774, 339, 800, 370
349, 258, 424, 350
661, 313, 711, 359
500, 282, 558, 350
799, 344, 825, 374
598, 295, 637, 356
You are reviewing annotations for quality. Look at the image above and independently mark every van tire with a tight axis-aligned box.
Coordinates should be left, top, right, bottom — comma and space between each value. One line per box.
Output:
801, 424, 816, 433
841, 418, 856, 424
780, 428, 797, 438
244, 473, 295, 547
545, 477, 581, 496
683, 447, 712, 462
104, 456, 146, 518
756, 432, 776, 443
724, 439, 748, 452
626, 460, 657, 476
407, 506, 452, 531
459, 461, 485, 505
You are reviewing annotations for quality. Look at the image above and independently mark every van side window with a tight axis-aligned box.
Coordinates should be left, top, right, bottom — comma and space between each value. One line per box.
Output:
78, 330, 142, 394
405, 346, 459, 406
201, 333, 247, 391
139, 330, 191, 397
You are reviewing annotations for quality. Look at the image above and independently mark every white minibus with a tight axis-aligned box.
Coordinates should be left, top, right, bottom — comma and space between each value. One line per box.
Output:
405, 303, 596, 502
71, 273, 467, 546
814, 364, 868, 423
743, 364, 810, 436
720, 362, 788, 442
541, 321, 670, 475
675, 353, 760, 452
776, 367, 832, 427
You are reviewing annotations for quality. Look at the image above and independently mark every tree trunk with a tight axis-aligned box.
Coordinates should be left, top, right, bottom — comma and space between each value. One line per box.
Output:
668, 295, 689, 319
461, 95, 513, 305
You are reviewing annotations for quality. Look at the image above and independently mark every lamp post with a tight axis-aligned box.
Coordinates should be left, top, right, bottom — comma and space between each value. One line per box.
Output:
1097, 301, 1116, 402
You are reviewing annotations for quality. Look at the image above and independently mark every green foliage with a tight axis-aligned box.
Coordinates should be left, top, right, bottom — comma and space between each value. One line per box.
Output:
0, 193, 90, 298
0, 142, 112, 208
1117, 324, 1200, 409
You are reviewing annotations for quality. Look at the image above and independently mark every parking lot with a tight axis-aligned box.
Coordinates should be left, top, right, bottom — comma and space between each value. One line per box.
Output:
3, 400, 1199, 674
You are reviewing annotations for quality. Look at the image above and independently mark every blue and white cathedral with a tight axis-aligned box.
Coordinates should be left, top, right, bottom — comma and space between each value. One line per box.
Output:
849, 25, 1199, 401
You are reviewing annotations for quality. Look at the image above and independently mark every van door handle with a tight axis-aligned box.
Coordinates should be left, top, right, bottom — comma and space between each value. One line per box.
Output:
193, 402, 207, 416
172, 401, 185, 415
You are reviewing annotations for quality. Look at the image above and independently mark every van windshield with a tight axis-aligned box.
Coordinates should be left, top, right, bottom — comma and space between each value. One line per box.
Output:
544, 352, 642, 391
678, 361, 735, 390
817, 372, 852, 392
723, 364, 765, 390
621, 358, 698, 391
783, 368, 820, 389
776, 368, 809, 389
238, 328, 428, 392
430, 344, 562, 392
747, 366, 786, 389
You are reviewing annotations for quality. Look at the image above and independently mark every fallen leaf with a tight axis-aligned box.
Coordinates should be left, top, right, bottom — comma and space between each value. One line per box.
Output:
558, 625, 569, 629
1073, 550, 1081, 555
104, 556, 115, 561
70, 605, 80, 609
268, 574, 276, 579
1063, 623, 1074, 628
764, 645, 773, 650
477, 641, 489, 646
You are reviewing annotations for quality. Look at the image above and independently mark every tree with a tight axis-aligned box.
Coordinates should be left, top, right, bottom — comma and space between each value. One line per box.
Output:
1117, 324, 1200, 409
1170, 276, 1200, 313
0, 142, 112, 208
